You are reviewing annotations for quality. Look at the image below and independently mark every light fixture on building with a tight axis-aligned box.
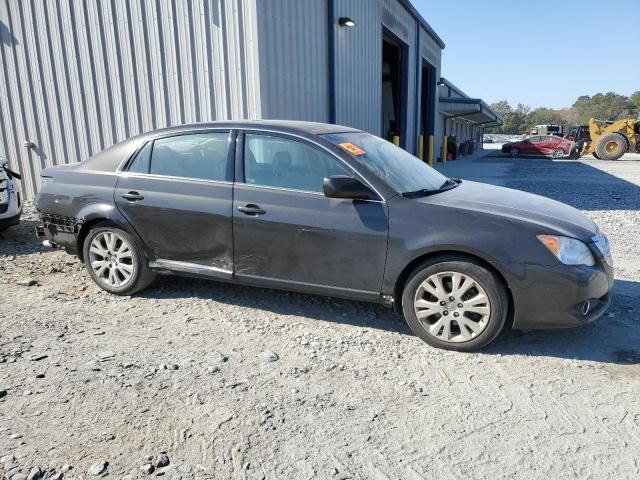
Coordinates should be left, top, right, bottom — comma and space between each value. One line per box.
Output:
437, 78, 446, 86
338, 17, 356, 27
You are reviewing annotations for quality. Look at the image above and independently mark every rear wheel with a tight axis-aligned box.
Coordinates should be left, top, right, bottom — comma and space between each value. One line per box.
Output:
83, 224, 155, 295
595, 133, 627, 160
401, 257, 508, 352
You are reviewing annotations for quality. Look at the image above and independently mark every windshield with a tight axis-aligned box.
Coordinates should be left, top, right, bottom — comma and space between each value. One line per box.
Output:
323, 132, 448, 194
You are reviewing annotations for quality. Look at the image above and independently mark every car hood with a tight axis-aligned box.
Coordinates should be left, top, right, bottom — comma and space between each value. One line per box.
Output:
420, 180, 597, 240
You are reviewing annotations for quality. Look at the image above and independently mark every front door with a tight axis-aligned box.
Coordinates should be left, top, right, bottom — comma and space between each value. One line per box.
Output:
232, 132, 389, 299
115, 130, 234, 274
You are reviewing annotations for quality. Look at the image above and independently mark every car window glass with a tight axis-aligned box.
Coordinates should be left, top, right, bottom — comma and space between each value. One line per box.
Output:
149, 132, 229, 181
127, 142, 152, 174
530, 136, 542, 143
244, 134, 350, 193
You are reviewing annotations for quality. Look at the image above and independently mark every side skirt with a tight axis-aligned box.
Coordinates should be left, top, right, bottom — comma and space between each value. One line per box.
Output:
148, 258, 388, 304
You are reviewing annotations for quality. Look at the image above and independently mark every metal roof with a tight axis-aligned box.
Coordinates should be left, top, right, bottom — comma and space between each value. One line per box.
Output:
439, 98, 503, 127
398, 0, 446, 49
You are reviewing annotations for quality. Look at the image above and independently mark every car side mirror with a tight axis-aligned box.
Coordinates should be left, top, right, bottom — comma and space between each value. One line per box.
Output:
323, 175, 377, 200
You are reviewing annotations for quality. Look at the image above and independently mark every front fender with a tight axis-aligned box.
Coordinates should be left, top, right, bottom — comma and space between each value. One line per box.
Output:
382, 197, 557, 295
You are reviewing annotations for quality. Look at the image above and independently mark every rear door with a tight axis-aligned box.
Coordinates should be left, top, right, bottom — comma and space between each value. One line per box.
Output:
115, 130, 235, 275
527, 136, 544, 155
232, 131, 389, 299
545, 136, 562, 155
535, 136, 552, 155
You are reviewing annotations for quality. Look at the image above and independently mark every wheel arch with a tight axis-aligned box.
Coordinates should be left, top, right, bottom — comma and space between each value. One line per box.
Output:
75, 207, 141, 263
76, 218, 121, 263
393, 250, 514, 327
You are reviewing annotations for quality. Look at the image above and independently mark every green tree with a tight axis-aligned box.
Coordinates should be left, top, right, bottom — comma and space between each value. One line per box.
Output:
572, 92, 634, 123
630, 91, 640, 116
487, 101, 531, 134
527, 108, 566, 127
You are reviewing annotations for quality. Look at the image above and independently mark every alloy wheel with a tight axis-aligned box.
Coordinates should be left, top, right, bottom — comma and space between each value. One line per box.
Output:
88, 231, 135, 288
413, 271, 491, 343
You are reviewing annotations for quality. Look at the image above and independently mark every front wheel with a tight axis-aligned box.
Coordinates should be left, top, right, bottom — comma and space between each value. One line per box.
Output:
83, 224, 155, 295
595, 133, 627, 161
401, 257, 508, 352
552, 148, 564, 159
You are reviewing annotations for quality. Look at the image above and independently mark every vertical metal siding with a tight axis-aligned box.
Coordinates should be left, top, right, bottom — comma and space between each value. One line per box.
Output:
0, 0, 260, 199
1, 0, 444, 199
334, 0, 427, 153
334, 0, 380, 135
255, 0, 329, 122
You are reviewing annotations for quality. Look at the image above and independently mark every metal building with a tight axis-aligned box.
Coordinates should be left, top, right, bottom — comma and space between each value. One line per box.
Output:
0, 0, 446, 199
438, 78, 502, 160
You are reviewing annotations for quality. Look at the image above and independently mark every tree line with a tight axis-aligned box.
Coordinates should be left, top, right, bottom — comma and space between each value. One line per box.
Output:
487, 91, 640, 134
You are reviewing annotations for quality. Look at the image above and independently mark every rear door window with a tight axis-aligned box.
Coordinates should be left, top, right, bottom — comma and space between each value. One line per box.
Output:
148, 132, 231, 181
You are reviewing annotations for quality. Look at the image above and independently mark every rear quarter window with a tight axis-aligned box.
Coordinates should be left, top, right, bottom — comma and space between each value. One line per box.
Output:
127, 142, 152, 174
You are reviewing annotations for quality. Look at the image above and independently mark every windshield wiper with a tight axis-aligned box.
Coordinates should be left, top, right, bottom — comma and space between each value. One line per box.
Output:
401, 178, 461, 198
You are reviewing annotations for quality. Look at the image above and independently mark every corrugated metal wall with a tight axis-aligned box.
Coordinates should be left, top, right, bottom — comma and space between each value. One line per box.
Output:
255, 0, 329, 122
0, 0, 261, 199
333, 0, 442, 155
1, 0, 445, 199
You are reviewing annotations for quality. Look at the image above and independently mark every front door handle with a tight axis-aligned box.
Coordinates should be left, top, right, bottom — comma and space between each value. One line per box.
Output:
237, 204, 266, 216
122, 191, 144, 202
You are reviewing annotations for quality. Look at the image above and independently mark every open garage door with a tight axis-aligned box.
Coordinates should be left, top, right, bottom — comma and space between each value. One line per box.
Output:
381, 31, 408, 147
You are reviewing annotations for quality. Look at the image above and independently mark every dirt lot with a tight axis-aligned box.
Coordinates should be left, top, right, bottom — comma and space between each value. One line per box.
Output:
1, 156, 639, 480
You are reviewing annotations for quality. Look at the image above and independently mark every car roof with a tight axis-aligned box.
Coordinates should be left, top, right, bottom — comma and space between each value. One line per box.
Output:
140, 120, 362, 138
82, 120, 363, 172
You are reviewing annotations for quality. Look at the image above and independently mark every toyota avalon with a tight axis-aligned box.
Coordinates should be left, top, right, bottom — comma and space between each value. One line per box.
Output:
35, 121, 613, 351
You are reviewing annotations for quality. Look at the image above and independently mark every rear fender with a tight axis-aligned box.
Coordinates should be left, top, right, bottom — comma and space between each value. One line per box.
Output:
74, 203, 151, 262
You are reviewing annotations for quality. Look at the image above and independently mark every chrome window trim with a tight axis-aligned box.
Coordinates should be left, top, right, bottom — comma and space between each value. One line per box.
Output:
235, 182, 385, 203
117, 171, 234, 186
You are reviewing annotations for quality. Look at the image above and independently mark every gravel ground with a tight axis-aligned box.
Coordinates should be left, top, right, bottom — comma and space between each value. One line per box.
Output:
1, 157, 639, 480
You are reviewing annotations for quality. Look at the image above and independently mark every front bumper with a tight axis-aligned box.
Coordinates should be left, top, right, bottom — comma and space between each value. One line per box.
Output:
503, 261, 614, 330
0, 185, 23, 230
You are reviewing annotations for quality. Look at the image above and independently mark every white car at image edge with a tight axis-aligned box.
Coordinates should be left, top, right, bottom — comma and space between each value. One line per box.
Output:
0, 158, 23, 231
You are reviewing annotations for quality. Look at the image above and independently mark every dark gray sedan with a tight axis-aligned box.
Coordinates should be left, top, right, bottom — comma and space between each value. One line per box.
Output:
35, 121, 614, 351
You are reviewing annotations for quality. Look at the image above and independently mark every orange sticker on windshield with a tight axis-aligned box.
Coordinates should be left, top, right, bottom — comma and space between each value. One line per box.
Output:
339, 142, 366, 155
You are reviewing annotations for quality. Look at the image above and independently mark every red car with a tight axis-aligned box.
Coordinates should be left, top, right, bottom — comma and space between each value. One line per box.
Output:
501, 135, 573, 158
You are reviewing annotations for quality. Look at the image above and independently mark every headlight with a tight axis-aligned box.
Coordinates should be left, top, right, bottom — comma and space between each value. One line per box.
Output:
537, 235, 595, 266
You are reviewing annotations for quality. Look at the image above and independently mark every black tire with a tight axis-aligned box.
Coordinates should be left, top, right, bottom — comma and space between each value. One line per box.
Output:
552, 148, 564, 159
82, 223, 155, 295
595, 133, 627, 160
401, 256, 508, 352
509, 147, 519, 157
592, 152, 601, 160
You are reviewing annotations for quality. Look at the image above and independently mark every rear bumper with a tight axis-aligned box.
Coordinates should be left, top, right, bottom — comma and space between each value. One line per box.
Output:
502, 261, 614, 330
35, 212, 83, 250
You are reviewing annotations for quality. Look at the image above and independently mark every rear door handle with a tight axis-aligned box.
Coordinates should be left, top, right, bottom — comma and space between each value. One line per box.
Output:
122, 191, 144, 201
237, 204, 266, 216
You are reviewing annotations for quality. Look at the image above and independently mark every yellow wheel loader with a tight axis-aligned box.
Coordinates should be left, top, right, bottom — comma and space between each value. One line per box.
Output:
576, 118, 640, 160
